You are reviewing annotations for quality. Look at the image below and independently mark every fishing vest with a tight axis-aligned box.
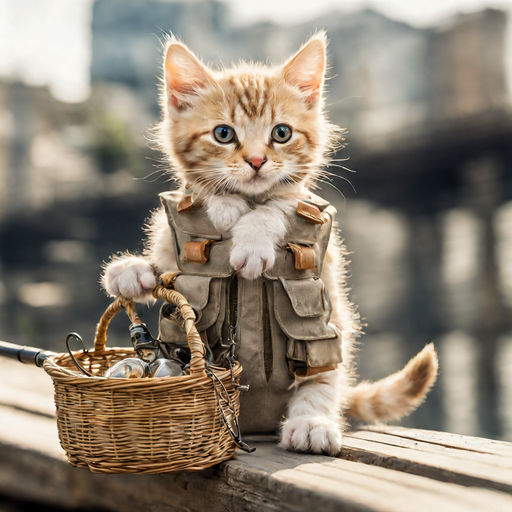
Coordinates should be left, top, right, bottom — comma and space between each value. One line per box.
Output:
158, 190, 343, 433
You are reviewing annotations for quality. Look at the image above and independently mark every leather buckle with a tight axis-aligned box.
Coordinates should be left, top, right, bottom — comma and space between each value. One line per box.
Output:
295, 364, 337, 378
296, 200, 326, 224
287, 242, 316, 270
183, 239, 214, 264
177, 195, 194, 212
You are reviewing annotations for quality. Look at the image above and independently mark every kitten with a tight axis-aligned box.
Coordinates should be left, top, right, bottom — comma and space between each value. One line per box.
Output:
102, 33, 438, 455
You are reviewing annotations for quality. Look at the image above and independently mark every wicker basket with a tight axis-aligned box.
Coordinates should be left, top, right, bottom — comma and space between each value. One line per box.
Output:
42, 275, 243, 474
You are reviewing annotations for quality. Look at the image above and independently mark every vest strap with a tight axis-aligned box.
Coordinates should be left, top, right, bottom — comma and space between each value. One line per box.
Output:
297, 200, 326, 224
287, 243, 316, 270
177, 195, 195, 212
183, 240, 214, 264
295, 364, 337, 378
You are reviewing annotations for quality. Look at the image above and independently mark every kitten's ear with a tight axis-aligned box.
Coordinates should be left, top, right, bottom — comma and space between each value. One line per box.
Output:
164, 41, 213, 110
282, 33, 326, 106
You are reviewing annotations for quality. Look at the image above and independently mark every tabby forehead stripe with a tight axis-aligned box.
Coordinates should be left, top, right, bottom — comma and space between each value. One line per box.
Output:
242, 86, 255, 117
260, 86, 270, 118
235, 89, 253, 118
183, 130, 209, 154
295, 129, 314, 148
227, 76, 270, 120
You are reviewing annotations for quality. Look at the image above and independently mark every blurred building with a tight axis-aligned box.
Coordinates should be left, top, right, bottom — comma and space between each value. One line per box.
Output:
91, 0, 229, 110
90, 2, 508, 131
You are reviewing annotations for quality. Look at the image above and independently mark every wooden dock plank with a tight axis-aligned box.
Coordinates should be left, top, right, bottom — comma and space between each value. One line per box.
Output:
1, 358, 512, 511
0, 406, 62, 459
350, 430, 512, 469
1, 405, 512, 512
0, 358, 54, 418
342, 432, 512, 492
364, 425, 512, 457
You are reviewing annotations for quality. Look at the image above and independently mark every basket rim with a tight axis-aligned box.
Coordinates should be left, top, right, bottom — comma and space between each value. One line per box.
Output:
43, 349, 242, 389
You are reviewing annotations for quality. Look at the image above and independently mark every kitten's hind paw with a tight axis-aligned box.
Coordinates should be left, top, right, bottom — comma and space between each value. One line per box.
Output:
279, 415, 342, 456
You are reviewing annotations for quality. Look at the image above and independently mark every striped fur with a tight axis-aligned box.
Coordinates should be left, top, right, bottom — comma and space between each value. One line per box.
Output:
348, 343, 439, 422
156, 34, 340, 199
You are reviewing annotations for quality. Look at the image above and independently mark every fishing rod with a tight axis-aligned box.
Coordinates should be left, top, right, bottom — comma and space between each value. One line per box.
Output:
0, 340, 56, 367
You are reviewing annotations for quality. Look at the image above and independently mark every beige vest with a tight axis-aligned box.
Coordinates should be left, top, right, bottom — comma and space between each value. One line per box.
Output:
158, 191, 342, 433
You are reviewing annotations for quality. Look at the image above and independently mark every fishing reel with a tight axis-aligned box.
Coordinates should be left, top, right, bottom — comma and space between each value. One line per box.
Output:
129, 322, 162, 364
129, 322, 196, 366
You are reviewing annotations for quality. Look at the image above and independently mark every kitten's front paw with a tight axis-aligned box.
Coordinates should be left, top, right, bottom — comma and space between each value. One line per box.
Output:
206, 195, 250, 232
102, 257, 156, 299
279, 416, 342, 455
230, 240, 275, 280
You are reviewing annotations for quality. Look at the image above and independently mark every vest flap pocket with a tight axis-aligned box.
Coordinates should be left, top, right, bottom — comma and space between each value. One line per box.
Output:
160, 192, 222, 240
173, 275, 223, 331
273, 279, 337, 341
279, 277, 324, 317
174, 275, 211, 310
178, 239, 234, 278
286, 326, 343, 367
159, 306, 187, 344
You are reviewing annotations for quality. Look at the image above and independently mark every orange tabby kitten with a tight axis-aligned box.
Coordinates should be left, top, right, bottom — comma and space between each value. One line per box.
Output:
102, 33, 438, 454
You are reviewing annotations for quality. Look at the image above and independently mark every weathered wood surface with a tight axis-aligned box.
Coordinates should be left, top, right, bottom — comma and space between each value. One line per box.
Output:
343, 428, 512, 492
0, 359, 511, 512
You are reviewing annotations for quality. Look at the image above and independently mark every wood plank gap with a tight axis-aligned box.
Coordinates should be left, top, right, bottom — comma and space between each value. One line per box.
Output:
362, 425, 512, 457
0, 400, 55, 420
289, 461, 512, 512
340, 437, 512, 493
363, 427, 512, 457
348, 431, 512, 470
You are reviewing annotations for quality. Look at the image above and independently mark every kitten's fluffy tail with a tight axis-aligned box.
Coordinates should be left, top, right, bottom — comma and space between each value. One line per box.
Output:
346, 343, 439, 422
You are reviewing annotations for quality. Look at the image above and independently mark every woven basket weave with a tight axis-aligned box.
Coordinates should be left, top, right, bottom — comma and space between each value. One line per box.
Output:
42, 275, 242, 474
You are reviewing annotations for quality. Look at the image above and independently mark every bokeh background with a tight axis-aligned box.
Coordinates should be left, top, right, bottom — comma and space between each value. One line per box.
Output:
1, 0, 511, 441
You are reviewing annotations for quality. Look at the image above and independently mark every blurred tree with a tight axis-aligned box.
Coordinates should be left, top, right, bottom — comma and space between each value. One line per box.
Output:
89, 110, 139, 174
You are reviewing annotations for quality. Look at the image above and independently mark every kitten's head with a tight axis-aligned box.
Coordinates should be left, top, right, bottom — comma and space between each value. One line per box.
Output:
158, 33, 339, 197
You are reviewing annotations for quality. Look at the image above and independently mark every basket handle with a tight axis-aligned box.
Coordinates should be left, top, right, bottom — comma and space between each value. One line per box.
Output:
93, 272, 206, 375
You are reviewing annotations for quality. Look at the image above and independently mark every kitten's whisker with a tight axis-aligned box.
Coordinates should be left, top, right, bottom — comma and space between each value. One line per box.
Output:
327, 164, 357, 174
315, 170, 357, 194
329, 157, 352, 163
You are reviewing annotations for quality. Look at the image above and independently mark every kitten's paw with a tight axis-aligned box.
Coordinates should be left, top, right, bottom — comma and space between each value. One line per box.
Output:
102, 257, 156, 299
206, 195, 250, 232
279, 415, 342, 455
230, 240, 275, 280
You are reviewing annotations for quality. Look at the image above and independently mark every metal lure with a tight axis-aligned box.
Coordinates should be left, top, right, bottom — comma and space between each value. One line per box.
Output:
104, 358, 150, 378
149, 358, 183, 378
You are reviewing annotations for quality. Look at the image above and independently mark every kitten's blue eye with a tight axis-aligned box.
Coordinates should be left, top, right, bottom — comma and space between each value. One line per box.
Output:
271, 124, 292, 143
213, 125, 236, 144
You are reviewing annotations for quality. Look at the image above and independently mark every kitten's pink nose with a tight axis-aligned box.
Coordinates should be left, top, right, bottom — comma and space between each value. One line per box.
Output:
246, 156, 267, 172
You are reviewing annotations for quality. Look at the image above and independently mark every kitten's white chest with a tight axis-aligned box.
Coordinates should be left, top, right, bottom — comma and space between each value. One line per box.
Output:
205, 194, 251, 232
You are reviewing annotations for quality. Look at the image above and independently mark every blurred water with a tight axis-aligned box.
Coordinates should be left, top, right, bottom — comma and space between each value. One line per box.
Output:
0, 2, 511, 441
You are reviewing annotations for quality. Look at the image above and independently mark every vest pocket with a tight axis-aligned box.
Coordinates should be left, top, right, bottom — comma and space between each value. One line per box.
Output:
264, 242, 320, 280
273, 278, 336, 340
158, 275, 224, 343
158, 303, 187, 344
272, 278, 342, 369
174, 275, 223, 332
286, 326, 342, 368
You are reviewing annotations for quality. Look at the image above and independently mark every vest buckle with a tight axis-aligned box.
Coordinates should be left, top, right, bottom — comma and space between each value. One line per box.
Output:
183, 239, 214, 264
287, 242, 316, 270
